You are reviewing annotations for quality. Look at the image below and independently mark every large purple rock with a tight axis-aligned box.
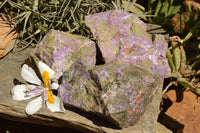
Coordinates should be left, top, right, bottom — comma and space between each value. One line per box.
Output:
33, 30, 96, 79
58, 60, 158, 128
90, 63, 159, 128
85, 10, 170, 78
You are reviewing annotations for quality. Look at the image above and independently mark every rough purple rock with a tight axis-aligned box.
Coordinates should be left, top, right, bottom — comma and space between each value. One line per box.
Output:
85, 10, 170, 78
33, 30, 96, 79
58, 61, 158, 128
58, 58, 103, 113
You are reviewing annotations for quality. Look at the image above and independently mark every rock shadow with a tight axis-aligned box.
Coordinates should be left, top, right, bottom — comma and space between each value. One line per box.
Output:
95, 43, 105, 65
158, 111, 184, 133
13, 78, 24, 85
64, 106, 120, 130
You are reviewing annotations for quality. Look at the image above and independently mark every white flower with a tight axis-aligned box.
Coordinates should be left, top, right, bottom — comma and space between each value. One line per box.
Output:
11, 61, 65, 115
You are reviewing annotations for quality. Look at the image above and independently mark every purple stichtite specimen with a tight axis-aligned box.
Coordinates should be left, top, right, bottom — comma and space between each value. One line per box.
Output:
33, 10, 170, 128
59, 60, 159, 128
34, 30, 96, 79
85, 10, 170, 79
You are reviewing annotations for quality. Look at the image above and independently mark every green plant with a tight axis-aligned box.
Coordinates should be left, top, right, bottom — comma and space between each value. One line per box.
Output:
174, 1, 200, 75
0, 0, 117, 49
165, 36, 200, 95
174, 0, 200, 39
146, 0, 200, 41
147, 0, 184, 25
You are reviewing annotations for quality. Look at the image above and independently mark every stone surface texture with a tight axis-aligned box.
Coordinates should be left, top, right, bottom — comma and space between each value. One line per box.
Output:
154, 122, 173, 133
164, 90, 200, 133
0, 10, 171, 133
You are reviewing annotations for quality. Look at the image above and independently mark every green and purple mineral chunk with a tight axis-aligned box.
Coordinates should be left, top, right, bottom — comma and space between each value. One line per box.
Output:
33, 10, 170, 128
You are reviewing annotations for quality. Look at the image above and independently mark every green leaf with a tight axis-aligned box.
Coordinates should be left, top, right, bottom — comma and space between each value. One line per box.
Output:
186, 0, 192, 13
58, 0, 67, 16
0, 0, 8, 9
112, 1, 118, 9
178, 78, 200, 95
170, 72, 182, 79
165, 0, 184, 22
12, 12, 27, 21
182, 20, 200, 44
159, 0, 170, 17
179, 45, 186, 71
152, 0, 184, 24
32, 0, 39, 12
194, 88, 200, 95
148, 0, 157, 13
166, 48, 175, 73
154, 0, 163, 16
22, 11, 31, 38
7, 0, 25, 10
171, 41, 181, 71
177, 78, 193, 89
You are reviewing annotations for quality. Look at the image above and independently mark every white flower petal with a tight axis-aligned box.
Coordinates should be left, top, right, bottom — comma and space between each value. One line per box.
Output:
25, 96, 43, 115
21, 64, 41, 85
38, 61, 55, 79
46, 95, 65, 113
50, 82, 59, 90
11, 85, 36, 101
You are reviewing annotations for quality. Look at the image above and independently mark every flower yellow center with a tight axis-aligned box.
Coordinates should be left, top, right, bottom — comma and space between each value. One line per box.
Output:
47, 90, 54, 104
42, 71, 50, 87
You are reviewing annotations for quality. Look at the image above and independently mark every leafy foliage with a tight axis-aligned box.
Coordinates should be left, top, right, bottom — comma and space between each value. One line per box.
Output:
147, 0, 184, 25
145, 0, 200, 40
165, 36, 200, 95
178, 1, 200, 41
